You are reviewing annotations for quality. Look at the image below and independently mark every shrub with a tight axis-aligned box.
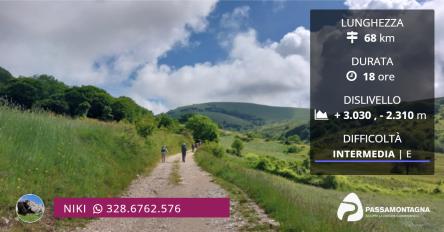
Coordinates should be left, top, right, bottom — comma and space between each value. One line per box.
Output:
247, 155, 339, 190
76, 101, 91, 117
231, 138, 244, 156
204, 143, 224, 158
302, 158, 310, 170
255, 157, 276, 172
135, 118, 155, 137
157, 113, 175, 129
185, 114, 219, 142
320, 175, 338, 189
433, 185, 442, 194
211, 145, 224, 158
286, 145, 302, 154
287, 135, 301, 144
275, 167, 298, 179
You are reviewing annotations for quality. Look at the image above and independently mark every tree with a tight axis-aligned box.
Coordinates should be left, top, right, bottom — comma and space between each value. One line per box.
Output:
231, 138, 244, 156
0, 66, 13, 84
65, 86, 113, 119
3, 80, 38, 108
64, 87, 89, 116
178, 113, 195, 123
86, 92, 113, 120
76, 102, 91, 117
88, 94, 112, 119
157, 113, 174, 128
112, 97, 135, 121
135, 117, 155, 137
33, 74, 68, 99
0, 66, 154, 123
185, 115, 219, 142
35, 98, 69, 114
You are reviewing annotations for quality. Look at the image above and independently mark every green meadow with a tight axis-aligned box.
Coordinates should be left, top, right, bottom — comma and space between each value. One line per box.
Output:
196, 134, 444, 231
0, 106, 191, 229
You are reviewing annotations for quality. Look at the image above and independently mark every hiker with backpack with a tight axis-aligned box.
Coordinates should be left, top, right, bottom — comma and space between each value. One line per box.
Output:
161, 145, 168, 163
181, 143, 187, 162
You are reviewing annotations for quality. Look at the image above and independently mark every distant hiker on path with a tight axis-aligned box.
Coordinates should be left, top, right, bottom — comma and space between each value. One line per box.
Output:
192, 143, 195, 152
161, 145, 168, 163
181, 143, 187, 162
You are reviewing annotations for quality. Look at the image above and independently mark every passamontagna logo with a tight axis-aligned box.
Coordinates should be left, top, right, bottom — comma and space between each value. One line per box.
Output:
337, 192, 430, 222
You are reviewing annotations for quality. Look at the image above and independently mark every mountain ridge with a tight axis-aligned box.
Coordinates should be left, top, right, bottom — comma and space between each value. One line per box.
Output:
167, 102, 309, 131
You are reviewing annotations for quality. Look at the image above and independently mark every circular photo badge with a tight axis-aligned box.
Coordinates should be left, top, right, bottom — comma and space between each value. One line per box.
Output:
16, 194, 45, 223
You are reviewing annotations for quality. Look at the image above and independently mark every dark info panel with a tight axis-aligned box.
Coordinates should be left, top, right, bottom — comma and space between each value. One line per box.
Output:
310, 10, 434, 175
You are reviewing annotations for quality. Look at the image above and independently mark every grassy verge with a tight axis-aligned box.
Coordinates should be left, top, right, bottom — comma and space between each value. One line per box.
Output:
168, 160, 181, 185
195, 146, 413, 232
0, 106, 191, 230
207, 173, 277, 231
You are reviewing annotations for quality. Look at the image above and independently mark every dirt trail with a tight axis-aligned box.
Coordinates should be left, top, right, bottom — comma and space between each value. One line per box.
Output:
77, 151, 277, 232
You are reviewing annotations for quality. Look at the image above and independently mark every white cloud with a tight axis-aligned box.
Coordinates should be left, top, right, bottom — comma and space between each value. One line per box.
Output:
271, 0, 286, 13
344, 0, 420, 9
2, 0, 442, 114
345, 0, 444, 97
271, 26, 310, 58
0, 1, 216, 86
129, 28, 310, 113
220, 5, 250, 30
132, 0, 443, 113
218, 5, 251, 48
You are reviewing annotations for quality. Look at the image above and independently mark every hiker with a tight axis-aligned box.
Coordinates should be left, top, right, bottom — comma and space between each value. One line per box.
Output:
181, 143, 187, 162
192, 143, 195, 152
161, 145, 168, 163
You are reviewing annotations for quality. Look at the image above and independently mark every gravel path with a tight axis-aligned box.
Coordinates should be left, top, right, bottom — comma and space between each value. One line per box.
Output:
77, 151, 258, 232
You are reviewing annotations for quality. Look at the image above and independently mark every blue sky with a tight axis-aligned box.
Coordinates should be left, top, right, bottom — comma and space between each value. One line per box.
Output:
159, 0, 345, 69
0, 0, 442, 113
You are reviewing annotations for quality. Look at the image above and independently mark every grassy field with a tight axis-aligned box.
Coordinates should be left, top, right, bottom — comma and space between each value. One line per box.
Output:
0, 106, 191, 230
205, 135, 444, 231
196, 147, 444, 231
220, 134, 309, 162
220, 134, 444, 195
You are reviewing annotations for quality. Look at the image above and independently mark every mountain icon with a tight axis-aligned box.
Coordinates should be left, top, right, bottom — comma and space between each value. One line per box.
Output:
314, 109, 328, 120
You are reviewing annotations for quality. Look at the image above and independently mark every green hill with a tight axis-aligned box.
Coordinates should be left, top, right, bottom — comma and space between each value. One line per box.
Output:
168, 102, 309, 131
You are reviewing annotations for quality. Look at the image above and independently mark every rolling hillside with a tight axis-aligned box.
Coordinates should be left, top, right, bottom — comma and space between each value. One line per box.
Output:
168, 102, 309, 131
0, 106, 192, 230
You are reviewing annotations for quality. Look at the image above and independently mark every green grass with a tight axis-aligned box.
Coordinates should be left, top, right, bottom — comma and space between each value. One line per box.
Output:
0, 106, 191, 229
220, 135, 308, 162
338, 157, 444, 195
209, 134, 444, 231
196, 147, 444, 231
220, 135, 444, 196
168, 160, 181, 185
253, 120, 307, 139
204, 172, 278, 231
195, 147, 417, 231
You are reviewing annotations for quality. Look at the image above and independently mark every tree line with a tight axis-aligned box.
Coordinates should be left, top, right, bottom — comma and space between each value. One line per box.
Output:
0, 66, 219, 142
0, 66, 153, 123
